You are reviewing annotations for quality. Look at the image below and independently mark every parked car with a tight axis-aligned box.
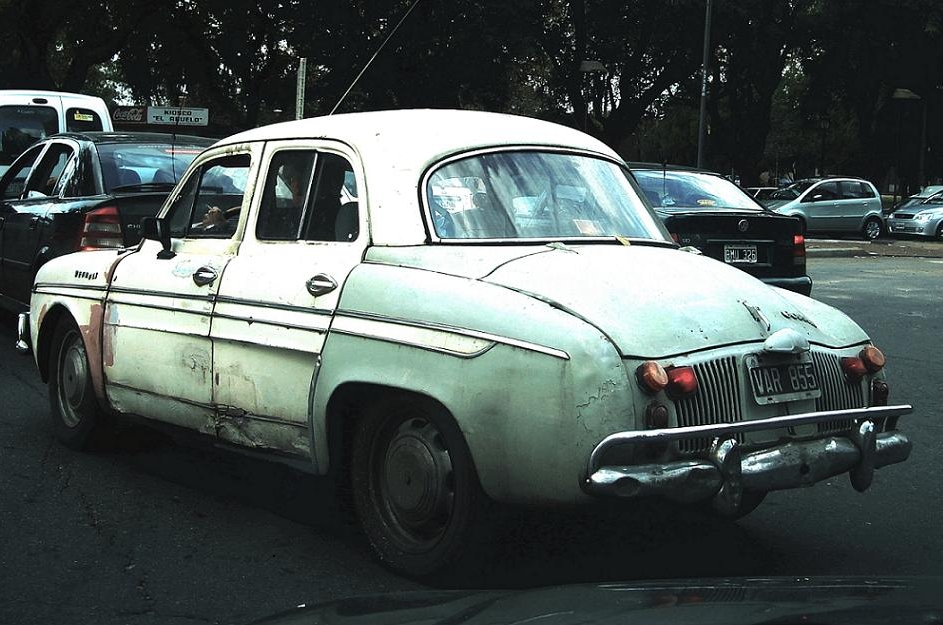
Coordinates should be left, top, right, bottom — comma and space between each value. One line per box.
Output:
18, 110, 912, 579
630, 163, 811, 295
762, 176, 885, 240
0, 90, 113, 176
745, 186, 778, 200
885, 188, 943, 238
0, 131, 214, 312
885, 184, 943, 216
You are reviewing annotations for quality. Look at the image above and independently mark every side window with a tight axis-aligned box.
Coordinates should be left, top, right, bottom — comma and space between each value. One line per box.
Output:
256, 151, 359, 242
25, 144, 74, 197
165, 153, 250, 239
840, 181, 873, 199
805, 181, 839, 202
0, 144, 44, 200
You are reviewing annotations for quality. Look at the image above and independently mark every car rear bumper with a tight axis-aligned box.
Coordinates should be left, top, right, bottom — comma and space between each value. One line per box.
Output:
583, 405, 912, 515
762, 275, 813, 296
15, 312, 30, 353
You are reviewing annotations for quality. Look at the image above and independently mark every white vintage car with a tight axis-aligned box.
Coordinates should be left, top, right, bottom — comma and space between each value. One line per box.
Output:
17, 109, 912, 578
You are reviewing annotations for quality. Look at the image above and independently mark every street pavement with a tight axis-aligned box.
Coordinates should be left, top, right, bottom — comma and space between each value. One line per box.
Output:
806, 236, 942, 258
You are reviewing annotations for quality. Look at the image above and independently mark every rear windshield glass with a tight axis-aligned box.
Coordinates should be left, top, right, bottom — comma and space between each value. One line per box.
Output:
633, 170, 765, 212
97, 142, 209, 192
0, 105, 58, 167
425, 150, 667, 241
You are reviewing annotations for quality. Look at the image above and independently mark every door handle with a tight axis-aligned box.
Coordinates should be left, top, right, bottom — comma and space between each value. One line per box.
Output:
192, 266, 218, 287
306, 273, 337, 296
29, 216, 39, 230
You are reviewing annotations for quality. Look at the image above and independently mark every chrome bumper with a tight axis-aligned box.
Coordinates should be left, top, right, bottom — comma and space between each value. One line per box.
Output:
584, 405, 912, 515
15, 312, 30, 354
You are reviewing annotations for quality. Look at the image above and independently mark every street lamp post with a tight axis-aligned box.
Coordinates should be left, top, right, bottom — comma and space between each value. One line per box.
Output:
696, 0, 713, 168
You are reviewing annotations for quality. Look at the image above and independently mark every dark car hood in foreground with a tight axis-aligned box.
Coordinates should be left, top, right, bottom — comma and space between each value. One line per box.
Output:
252, 576, 942, 625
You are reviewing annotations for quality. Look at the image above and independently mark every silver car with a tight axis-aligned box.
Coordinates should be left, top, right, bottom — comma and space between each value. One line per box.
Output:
885, 189, 943, 238
763, 177, 884, 240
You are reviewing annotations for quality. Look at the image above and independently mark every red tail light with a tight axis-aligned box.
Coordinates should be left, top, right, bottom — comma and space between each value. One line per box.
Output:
793, 234, 806, 258
666, 366, 698, 399
78, 206, 123, 250
841, 356, 868, 381
669, 232, 680, 244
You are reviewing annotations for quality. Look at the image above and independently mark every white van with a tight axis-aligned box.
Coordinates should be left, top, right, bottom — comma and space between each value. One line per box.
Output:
0, 90, 113, 175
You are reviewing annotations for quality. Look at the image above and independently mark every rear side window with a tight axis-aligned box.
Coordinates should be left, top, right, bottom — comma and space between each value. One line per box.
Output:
66, 107, 105, 132
840, 181, 875, 199
25, 143, 75, 197
0, 105, 59, 167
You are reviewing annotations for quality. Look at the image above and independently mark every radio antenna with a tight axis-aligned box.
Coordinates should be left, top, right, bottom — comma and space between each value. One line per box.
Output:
329, 0, 422, 115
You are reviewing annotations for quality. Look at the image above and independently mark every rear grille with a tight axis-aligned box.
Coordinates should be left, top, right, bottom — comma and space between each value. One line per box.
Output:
670, 351, 866, 453
812, 350, 866, 434
674, 356, 743, 453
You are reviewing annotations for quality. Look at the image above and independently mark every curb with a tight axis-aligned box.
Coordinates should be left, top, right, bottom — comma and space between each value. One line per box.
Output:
806, 238, 943, 259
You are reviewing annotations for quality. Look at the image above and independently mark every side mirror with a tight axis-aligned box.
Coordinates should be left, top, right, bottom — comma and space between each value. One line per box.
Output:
141, 216, 175, 259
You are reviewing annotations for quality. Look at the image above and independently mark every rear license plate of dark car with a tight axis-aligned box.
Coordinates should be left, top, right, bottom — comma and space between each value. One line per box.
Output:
745, 354, 821, 405
724, 244, 757, 264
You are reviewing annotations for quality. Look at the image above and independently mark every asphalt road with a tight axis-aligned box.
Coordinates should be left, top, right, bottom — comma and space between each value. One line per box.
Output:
1, 250, 940, 625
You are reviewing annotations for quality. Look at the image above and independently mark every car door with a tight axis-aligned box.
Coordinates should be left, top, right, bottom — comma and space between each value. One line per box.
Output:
838, 180, 878, 230
0, 140, 73, 307
800, 180, 841, 232
209, 143, 365, 460
102, 148, 256, 431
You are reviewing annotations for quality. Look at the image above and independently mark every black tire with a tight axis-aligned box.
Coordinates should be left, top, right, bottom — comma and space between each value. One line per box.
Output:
47, 317, 104, 450
862, 217, 882, 241
935, 223, 943, 240
351, 395, 488, 579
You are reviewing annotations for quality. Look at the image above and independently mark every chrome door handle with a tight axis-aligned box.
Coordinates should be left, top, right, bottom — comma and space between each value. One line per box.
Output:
192, 266, 218, 287
29, 216, 39, 229
306, 273, 337, 296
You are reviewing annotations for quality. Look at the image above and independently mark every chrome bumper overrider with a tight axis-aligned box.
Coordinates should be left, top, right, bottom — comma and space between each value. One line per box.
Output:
15, 312, 30, 353
584, 405, 912, 515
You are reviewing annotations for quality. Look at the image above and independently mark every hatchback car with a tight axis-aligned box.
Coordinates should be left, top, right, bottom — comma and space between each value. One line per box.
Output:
631, 164, 811, 295
762, 177, 884, 240
885, 188, 943, 238
19, 110, 912, 579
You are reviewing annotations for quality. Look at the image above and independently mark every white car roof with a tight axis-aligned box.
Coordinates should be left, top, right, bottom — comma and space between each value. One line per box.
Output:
214, 109, 623, 245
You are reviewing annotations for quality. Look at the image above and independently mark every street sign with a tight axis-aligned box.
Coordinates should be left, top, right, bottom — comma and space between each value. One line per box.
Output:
146, 106, 209, 126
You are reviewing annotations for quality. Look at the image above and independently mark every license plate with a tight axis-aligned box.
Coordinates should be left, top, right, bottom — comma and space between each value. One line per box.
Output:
746, 354, 821, 404
724, 244, 757, 264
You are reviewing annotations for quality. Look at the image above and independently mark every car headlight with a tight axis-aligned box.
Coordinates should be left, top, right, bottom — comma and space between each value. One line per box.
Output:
914, 213, 931, 221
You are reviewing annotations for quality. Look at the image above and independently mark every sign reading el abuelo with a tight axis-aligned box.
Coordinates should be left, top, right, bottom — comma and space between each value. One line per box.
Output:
112, 105, 209, 127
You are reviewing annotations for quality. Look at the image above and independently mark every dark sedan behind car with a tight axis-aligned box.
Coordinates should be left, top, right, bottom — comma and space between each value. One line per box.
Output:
630, 163, 811, 295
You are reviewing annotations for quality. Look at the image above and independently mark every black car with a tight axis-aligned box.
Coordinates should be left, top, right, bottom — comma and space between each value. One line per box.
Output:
630, 163, 812, 296
0, 130, 215, 312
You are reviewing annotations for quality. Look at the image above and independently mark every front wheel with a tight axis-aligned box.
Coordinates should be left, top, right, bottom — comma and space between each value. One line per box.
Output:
48, 317, 105, 449
351, 395, 488, 578
862, 217, 883, 241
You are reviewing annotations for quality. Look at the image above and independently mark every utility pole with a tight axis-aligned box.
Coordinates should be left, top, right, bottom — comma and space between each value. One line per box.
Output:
696, 0, 713, 168
295, 57, 307, 120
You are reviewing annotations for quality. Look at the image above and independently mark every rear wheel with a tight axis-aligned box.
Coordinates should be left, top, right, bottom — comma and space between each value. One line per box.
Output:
48, 317, 105, 449
351, 395, 488, 578
862, 217, 882, 240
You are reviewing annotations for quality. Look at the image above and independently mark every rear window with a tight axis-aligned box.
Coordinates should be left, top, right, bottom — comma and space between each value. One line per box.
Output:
0, 105, 59, 167
633, 170, 764, 212
97, 141, 209, 192
66, 107, 106, 132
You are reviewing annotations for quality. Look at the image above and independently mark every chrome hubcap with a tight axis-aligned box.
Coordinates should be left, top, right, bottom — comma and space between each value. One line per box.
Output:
58, 333, 88, 428
380, 418, 453, 543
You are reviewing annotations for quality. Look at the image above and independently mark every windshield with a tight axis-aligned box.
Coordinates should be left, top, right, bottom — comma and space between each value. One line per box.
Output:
97, 141, 208, 192
633, 169, 765, 211
425, 150, 668, 241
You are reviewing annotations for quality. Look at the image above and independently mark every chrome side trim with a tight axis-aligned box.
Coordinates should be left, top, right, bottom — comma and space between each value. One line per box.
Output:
335, 310, 570, 360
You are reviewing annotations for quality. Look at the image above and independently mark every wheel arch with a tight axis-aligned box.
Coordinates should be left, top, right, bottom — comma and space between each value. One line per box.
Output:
35, 303, 72, 383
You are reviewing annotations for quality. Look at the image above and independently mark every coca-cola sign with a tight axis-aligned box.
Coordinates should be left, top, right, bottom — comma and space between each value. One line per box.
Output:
112, 107, 146, 123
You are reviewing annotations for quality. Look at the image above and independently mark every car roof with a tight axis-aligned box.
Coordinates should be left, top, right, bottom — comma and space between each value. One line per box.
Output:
47, 131, 216, 145
211, 109, 622, 247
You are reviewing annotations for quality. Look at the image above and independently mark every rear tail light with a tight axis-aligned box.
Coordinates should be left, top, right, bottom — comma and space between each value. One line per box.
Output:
871, 380, 889, 406
78, 206, 123, 250
793, 234, 806, 261
636, 361, 668, 394
840, 356, 868, 382
860, 346, 885, 373
669, 232, 680, 244
666, 366, 698, 399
